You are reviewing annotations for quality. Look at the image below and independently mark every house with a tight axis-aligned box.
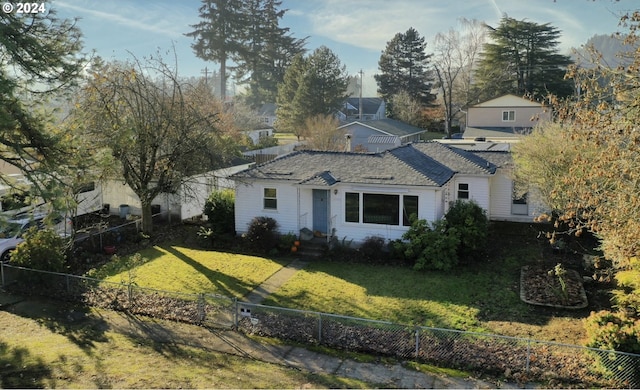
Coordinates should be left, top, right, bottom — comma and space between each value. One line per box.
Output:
338, 118, 427, 152
463, 94, 551, 140
231, 141, 537, 244
243, 128, 274, 145
257, 103, 277, 128
101, 161, 253, 221
337, 97, 386, 121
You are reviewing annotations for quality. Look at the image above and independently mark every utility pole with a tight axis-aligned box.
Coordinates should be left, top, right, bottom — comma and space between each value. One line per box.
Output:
201, 67, 210, 85
358, 69, 364, 120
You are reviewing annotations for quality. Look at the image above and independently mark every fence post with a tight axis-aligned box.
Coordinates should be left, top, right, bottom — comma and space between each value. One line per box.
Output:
318, 313, 322, 343
233, 298, 238, 328
197, 293, 205, 324
66, 274, 70, 293
526, 339, 531, 372
415, 327, 420, 358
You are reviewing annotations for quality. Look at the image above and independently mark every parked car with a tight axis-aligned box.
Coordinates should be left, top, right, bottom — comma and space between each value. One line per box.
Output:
0, 213, 72, 262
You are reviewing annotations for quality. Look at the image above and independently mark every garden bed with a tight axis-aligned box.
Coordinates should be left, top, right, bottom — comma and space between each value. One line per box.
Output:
520, 266, 588, 309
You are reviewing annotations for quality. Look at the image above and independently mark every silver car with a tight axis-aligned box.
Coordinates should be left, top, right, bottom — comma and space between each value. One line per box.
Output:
0, 213, 72, 262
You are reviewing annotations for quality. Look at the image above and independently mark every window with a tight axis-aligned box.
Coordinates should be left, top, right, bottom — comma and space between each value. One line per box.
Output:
402, 195, 418, 226
363, 194, 399, 225
345, 192, 359, 222
263, 188, 277, 209
512, 180, 528, 205
502, 110, 515, 122
457, 183, 469, 199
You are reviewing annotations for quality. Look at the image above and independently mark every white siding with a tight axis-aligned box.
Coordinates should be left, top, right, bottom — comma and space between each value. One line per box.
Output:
488, 172, 513, 220
448, 176, 490, 213
235, 181, 299, 235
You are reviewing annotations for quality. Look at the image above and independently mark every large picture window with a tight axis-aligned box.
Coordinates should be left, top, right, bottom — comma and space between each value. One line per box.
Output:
402, 195, 418, 226
345, 192, 359, 222
263, 188, 277, 209
363, 194, 399, 225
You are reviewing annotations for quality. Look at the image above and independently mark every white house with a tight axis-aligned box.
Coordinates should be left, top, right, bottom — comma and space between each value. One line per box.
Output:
463, 94, 551, 140
231, 141, 537, 244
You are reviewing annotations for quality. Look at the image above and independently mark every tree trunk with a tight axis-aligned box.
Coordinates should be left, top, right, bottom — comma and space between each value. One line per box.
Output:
141, 201, 153, 234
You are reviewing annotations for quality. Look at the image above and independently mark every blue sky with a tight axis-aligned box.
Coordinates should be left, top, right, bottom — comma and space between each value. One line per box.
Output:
52, 0, 632, 96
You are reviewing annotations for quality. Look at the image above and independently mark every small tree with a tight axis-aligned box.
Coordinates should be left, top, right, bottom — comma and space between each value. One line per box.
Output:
11, 228, 66, 273
203, 189, 235, 235
245, 216, 279, 253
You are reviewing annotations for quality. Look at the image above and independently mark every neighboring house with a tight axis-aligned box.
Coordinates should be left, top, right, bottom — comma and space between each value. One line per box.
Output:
338, 118, 427, 152
463, 94, 551, 140
337, 97, 386, 121
102, 162, 253, 221
232, 141, 537, 245
257, 103, 277, 128
243, 128, 274, 145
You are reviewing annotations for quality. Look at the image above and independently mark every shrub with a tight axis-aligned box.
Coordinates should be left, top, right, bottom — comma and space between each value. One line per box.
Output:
245, 216, 279, 253
395, 219, 460, 271
11, 227, 67, 272
444, 200, 489, 262
358, 236, 389, 264
203, 189, 235, 235
584, 310, 640, 353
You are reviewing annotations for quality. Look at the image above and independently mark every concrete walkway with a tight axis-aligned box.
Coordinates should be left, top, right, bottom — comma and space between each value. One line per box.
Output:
243, 258, 309, 304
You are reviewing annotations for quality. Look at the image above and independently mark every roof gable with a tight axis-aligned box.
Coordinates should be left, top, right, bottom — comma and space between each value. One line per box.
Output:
473, 94, 543, 108
338, 118, 426, 137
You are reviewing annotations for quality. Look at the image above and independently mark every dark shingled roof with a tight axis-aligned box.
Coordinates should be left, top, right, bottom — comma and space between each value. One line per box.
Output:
340, 118, 425, 137
232, 142, 499, 188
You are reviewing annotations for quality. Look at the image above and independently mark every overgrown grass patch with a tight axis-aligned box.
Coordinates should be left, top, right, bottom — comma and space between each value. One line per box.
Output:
90, 245, 289, 298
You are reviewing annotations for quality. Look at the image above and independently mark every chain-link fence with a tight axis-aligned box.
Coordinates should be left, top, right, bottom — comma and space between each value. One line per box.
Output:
2, 263, 639, 388
236, 302, 640, 388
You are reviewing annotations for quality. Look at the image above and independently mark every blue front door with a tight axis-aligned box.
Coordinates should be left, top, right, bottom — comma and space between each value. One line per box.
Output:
312, 189, 329, 233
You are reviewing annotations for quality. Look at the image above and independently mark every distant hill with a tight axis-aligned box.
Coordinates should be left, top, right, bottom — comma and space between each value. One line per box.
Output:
571, 34, 636, 68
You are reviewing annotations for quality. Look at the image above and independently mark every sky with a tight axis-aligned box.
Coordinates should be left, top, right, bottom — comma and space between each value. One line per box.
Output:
51, 0, 633, 96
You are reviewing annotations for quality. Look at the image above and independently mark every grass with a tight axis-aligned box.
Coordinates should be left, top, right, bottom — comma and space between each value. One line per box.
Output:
90, 222, 600, 345
90, 246, 289, 299
0, 298, 371, 388
273, 132, 298, 144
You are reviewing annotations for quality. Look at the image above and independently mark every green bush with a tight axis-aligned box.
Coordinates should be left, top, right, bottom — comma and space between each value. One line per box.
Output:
245, 216, 279, 253
395, 219, 460, 271
357, 236, 388, 264
11, 227, 67, 272
393, 201, 488, 271
203, 189, 235, 235
585, 310, 640, 353
444, 200, 489, 262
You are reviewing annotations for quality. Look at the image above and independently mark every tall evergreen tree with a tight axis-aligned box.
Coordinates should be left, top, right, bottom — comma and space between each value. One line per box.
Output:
473, 16, 574, 101
186, 0, 246, 101
276, 47, 349, 139
0, 11, 84, 201
236, 0, 306, 108
375, 27, 435, 115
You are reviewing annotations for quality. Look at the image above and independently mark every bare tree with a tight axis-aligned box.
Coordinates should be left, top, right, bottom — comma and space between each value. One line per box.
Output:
72, 53, 238, 234
300, 115, 344, 151
432, 18, 486, 136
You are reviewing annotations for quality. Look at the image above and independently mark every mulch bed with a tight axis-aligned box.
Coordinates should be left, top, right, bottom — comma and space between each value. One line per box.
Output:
520, 266, 588, 309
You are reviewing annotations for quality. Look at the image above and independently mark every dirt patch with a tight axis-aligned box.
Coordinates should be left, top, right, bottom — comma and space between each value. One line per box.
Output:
520, 266, 588, 309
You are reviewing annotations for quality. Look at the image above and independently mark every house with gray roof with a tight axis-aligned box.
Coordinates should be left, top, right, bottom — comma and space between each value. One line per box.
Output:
231, 141, 537, 244
338, 118, 427, 152
337, 97, 386, 121
463, 94, 551, 141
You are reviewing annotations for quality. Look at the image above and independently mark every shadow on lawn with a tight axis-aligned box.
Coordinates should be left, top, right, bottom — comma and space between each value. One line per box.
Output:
163, 245, 255, 298
0, 341, 52, 388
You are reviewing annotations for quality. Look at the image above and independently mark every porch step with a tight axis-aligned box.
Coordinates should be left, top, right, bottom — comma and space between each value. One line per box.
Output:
297, 237, 328, 258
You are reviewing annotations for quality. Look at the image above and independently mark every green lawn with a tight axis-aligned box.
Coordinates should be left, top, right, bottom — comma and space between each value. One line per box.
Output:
91, 246, 289, 299
90, 222, 594, 344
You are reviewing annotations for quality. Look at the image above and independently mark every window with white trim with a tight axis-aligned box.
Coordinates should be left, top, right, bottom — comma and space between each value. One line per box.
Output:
457, 183, 469, 199
502, 110, 515, 122
344, 192, 418, 226
263, 188, 277, 209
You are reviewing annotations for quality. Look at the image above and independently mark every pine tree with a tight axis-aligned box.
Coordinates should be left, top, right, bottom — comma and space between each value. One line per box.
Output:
236, 0, 306, 108
473, 16, 574, 101
375, 27, 435, 114
186, 0, 247, 101
276, 47, 349, 139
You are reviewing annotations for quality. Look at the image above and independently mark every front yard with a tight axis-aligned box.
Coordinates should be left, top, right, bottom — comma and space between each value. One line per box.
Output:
90, 222, 611, 346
